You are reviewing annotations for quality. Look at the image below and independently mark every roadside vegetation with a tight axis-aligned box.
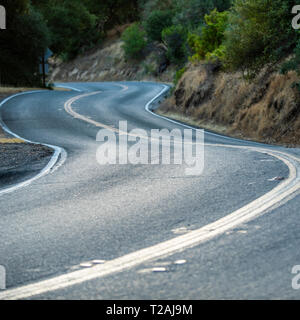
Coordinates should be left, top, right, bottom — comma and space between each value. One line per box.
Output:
1, 0, 299, 88
119, 0, 299, 84
0, 0, 138, 86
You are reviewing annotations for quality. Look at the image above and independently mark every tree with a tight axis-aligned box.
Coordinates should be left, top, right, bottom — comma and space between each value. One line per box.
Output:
121, 23, 146, 59
144, 10, 173, 42
32, 0, 99, 59
173, 0, 231, 29
81, 0, 139, 30
188, 9, 228, 62
0, 2, 50, 86
223, 0, 299, 74
162, 25, 187, 64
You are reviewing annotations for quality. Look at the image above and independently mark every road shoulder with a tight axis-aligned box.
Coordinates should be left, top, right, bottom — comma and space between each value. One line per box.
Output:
0, 89, 54, 190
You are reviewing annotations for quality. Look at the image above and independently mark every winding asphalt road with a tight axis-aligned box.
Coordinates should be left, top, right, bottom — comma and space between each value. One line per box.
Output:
0, 81, 300, 299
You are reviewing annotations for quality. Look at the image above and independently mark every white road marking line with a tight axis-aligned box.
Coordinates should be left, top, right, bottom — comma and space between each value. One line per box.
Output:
171, 227, 190, 234
92, 260, 106, 264
152, 267, 167, 272
54, 84, 82, 92
64, 89, 202, 144
116, 83, 129, 92
0, 84, 299, 300
0, 91, 67, 196
174, 260, 187, 265
144, 84, 259, 144
79, 263, 93, 268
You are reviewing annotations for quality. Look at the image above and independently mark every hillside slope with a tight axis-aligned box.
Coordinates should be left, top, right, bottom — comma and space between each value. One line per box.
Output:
158, 62, 300, 146
49, 30, 176, 84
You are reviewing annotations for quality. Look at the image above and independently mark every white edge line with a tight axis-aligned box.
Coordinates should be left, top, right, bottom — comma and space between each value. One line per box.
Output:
144, 84, 268, 145
0, 90, 67, 196
54, 84, 82, 92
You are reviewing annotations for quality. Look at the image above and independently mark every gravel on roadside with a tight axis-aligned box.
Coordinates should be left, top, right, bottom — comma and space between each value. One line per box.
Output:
0, 89, 54, 189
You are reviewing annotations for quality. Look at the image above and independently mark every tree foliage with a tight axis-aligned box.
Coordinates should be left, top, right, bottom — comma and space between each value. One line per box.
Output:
0, 1, 50, 86
83, 0, 139, 30
0, 0, 140, 85
1, 0, 299, 86
173, 0, 231, 29
162, 25, 187, 64
41, 1, 99, 59
188, 9, 228, 62
121, 23, 146, 59
144, 10, 173, 42
32, 0, 139, 58
223, 0, 299, 74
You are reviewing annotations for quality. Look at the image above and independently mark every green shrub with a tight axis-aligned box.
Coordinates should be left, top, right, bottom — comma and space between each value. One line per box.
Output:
121, 23, 147, 59
223, 0, 298, 75
173, 0, 231, 29
138, 0, 175, 20
36, 0, 99, 59
187, 9, 229, 62
162, 25, 187, 65
144, 10, 173, 42
34, 0, 139, 36
280, 40, 300, 75
174, 67, 186, 85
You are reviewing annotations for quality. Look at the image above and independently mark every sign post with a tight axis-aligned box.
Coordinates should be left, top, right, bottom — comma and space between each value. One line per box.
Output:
40, 48, 53, 87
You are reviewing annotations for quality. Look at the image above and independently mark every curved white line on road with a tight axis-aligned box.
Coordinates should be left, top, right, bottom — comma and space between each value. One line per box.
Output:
0, 83, 299, 299
64, 90, 157, 139
145, 84, 266, 145
54, 84, 83, 92
0, 91, 67, 196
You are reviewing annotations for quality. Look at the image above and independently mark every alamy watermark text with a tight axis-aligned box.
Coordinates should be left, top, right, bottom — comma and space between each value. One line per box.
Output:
96, 121, 205, 176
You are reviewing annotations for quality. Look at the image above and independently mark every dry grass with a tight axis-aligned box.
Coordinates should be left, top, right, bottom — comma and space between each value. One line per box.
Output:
52, 87, 71, 91
0, 138, 24, 144
156, 109, 229, 134
0, 86, 44, 94
159, 63, 300, 146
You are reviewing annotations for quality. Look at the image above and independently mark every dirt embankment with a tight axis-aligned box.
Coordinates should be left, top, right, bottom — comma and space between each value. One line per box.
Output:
158, 62, 300, 146
50, 33, 176, 84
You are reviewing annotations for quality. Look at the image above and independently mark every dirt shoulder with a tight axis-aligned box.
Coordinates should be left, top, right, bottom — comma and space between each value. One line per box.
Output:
155, 109, 263, 144
0, 88, 54, 190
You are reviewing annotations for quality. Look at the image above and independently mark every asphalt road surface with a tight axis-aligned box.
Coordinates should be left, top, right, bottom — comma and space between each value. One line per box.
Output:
0, 82, 300, 299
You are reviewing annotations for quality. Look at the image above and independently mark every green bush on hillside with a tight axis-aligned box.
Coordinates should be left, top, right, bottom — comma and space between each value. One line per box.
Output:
34, 0, 99, 60
121, 23, 147, 59
162, 25, 187, 65
173, 0, 231, 29
187, 9, 229, 62
223, 0, 298, 75
280, 39, 300, 75
138, 0, 175, 20
174, 66, 186, 85
144, 10, 173, 42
